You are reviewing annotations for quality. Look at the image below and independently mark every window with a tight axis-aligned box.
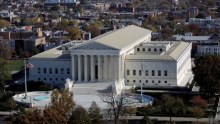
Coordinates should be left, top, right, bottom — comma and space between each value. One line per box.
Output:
55, 68, 58, 74
49, 68, 52, 74
145, 70, 148, 76
164, 70, 168, 76
160, 48, 162, 52
44, 68, 46, 74
139, 70, 142, 76
61, 78, 64, 81
145, 80, 148, 83
133, 70, 136, 76
158, 80, 161, 83
152, 70, 155, 76
137, 48, 140, 51
55, 78, 58, 81
127, 80, 129, 83
44, 78, 46, 81
148, 48, 151, 51
38, 68, 40, 74
133, 80, 136, 83
158, 70, 161, 76
142, 48, 145, 51
38, 78, 40, 81
139, 80, 141, 83
154, 48, 157, 52
61, 68, 64, 74
165, 81, 167, 83
152, 80, 154, 83
50, 78, 52, 81
67, 68, 70, 74
127, 70, 130, 75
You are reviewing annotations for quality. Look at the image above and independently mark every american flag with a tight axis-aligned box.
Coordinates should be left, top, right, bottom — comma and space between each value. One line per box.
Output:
26, 63, 34, 68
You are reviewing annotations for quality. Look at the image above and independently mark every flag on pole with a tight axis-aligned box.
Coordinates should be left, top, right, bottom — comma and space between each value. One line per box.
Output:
26, 63, 34, 68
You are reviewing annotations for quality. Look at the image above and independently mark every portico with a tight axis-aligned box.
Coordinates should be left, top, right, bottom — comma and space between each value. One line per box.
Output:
70, 41, 120, 82
71, 54, 118, 82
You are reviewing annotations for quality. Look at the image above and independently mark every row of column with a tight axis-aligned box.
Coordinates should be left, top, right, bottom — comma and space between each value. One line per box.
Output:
72, 54, 117, 82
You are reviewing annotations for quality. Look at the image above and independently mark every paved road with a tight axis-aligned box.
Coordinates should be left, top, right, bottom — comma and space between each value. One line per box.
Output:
120, 116, 219, 123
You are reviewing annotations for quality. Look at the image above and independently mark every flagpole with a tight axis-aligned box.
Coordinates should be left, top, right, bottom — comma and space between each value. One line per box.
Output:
141, 62, 144, 103
24, 58, 27, 99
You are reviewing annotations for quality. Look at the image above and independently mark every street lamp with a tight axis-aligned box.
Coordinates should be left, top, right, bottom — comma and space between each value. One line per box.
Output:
24, 58, 27, 99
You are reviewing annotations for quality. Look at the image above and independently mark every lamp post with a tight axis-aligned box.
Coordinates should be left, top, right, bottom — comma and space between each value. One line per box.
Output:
24, 58, 27, 99
141, 62, 144, 103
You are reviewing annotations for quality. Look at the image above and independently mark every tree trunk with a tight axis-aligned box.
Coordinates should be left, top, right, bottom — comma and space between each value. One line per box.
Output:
170, 116, 172, 124
114, 118, 117, 124
115, 114, 119, 124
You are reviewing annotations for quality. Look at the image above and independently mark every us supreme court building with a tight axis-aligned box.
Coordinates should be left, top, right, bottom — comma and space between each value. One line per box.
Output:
29, 25, 193, 87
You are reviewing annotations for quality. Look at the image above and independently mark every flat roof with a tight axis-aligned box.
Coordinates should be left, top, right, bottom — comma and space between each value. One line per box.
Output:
174, 35, 211, 41
30, 46, 71, 60
126, 41, 191, 61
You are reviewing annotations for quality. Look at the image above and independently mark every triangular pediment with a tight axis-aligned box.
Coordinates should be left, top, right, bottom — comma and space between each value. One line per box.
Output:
72, 42, 118, 50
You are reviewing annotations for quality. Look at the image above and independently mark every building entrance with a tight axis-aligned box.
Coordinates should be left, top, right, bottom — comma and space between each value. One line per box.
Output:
95, 65, 98, 79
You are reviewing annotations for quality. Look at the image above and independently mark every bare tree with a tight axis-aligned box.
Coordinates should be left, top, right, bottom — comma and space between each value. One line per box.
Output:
99, 91, 128, 124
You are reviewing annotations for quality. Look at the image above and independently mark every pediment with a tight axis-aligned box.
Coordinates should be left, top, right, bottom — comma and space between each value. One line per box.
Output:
72, 42, 118, 50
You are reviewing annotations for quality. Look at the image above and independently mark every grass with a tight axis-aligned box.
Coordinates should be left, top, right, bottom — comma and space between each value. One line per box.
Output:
8, 60, 24, 72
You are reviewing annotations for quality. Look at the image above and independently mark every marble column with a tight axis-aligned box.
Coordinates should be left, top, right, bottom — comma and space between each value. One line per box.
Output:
84, 55, 88, 81
78, 55, 81, 82
98, 55, 101, 81
90, 55, 94, 81
104, 55, 108, 81
71, 55, 75, 81
111, 55, 115, 80
108, 55, 112, 81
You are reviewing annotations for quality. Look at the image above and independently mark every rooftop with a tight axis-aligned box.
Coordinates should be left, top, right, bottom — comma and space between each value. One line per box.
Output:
93, 25, 152, 50
126, 41, 191, 61
30, 46, 70, 59
173, 35, 211, 41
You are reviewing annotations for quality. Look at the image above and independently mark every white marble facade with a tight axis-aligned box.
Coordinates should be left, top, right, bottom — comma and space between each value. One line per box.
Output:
29, 25, 193, 87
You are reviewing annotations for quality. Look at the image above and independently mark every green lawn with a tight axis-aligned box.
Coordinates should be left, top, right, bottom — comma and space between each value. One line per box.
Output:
9, 60, 24, 72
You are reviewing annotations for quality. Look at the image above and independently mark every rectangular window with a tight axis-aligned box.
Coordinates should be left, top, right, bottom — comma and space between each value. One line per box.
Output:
38, 68, 40, 74
145, 80, 148, 83
61, 68, 64, 74
139, 70, 142, 76
133, 80, 136, 83
127, 80, 129, 83
49, 68, 52, 74
133, 70, 136, 76
152, 80, 154, 83
164, 70, 168, 76
44, 68, 46, 74
137, 48, 140, 51
55, 68, 58, 74
158, 70, 161, 76
152, 70, 155, 76
145, 70, 148, 76
127, 70, 130, 75
67, 68, 70, 74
